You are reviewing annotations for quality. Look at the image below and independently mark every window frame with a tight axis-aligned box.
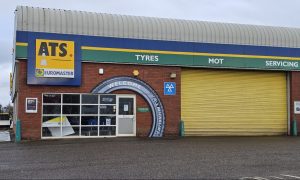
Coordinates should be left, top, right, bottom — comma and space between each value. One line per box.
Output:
41, 93, 117, 139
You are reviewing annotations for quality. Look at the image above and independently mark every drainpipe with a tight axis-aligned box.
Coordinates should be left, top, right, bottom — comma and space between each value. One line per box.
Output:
15, 119, 21, 142
179, 120, 184, 137
292, 115, 298, 136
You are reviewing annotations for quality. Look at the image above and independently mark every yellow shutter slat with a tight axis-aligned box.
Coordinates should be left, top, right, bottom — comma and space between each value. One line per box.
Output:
181, 68, 287, 136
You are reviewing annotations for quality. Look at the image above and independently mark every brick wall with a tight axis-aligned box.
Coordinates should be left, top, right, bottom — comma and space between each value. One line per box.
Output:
17, 60, 181, 140
290, 71, 300, 134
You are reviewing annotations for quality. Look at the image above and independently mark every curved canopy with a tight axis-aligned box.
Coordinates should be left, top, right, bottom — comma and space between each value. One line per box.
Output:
15, 6, 300, 48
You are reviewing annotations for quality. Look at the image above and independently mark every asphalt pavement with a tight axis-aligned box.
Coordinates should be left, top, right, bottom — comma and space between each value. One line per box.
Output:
0, 137, 300, 179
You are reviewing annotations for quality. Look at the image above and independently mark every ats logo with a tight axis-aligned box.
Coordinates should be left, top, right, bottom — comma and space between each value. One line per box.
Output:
35, 39, 75, 78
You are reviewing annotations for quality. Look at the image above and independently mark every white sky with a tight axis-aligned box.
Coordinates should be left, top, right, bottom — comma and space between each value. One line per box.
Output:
1, 0, 300, 106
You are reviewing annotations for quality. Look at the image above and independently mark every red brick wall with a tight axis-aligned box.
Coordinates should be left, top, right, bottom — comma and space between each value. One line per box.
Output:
17, 60, 181, 140
290, 71, 300, 134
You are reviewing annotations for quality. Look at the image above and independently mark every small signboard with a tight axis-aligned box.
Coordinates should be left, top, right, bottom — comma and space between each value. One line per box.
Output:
26, 98, 38, 113
294, 101, 300, 114
137, 107, 150, 113
164, 82, 176, 95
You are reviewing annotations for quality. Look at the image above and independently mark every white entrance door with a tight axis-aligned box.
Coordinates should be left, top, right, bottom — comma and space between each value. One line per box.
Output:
117, 95, 136, 136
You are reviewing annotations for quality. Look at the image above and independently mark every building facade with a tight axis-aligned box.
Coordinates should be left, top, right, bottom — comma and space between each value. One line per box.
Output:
11, 6, 300, 140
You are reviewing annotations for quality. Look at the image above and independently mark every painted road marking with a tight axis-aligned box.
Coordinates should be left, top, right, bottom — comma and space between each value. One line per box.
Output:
240, 177, 269, 180
269, 176, 284, 180
253, 177, 269, 180
240, 174, 300, 180
239, 177, 254, 180
280, 174, 300, 179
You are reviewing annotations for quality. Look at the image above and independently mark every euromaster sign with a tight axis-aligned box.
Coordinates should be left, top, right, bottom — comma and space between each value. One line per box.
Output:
35, 39, 75, 78
18, 32, 82, 86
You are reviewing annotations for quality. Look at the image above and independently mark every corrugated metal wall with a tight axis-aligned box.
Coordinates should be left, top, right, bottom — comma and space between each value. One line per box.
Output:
15, 6, 300, 48
181, 69, 287, 136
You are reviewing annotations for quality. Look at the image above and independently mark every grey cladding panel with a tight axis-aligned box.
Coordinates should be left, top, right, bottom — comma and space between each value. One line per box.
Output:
15, 6, 300, 48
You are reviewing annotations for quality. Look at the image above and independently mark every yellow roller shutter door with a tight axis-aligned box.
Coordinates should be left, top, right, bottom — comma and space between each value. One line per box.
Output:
181, 69, 287, 136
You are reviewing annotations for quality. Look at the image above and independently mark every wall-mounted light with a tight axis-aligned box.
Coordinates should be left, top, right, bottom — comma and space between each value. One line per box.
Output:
99, 68, 104, 75
170, 72, 176, 79
133, 70, 139, 77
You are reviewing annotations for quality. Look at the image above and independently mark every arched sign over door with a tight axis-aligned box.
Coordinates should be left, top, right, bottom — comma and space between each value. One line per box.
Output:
92, 77, 165, 137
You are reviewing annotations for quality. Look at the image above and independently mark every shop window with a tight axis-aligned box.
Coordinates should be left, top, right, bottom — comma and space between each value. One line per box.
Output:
66, 116, 80, 126
42, 116, 61, 137
68, 127, 80, 136
63, 94, 80, 104
100, 95, 116, 104
81, 116, 98, 126
62, 116, 80, 137
63, 105, 80, 114
100, 105, 116, 114
81, 126, 98, 136
81, 105, 98, 114
42, 127, 60, 137
43, 94, 61, 104
100, 116, 116, 125
99, 126, 116, 136
43, 105, 61, 114
82, 94, 98, 104
42, 116, 61, 124
42, 93, 117, 138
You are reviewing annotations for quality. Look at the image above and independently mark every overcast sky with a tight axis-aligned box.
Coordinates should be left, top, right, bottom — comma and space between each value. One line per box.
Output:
1, 0, 300, 106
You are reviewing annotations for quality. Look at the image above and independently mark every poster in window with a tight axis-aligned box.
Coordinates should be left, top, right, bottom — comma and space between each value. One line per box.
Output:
26, 98, 38, 113
106, 118, 111, 125
124, 104, 129, 112
295, 101, 300, 114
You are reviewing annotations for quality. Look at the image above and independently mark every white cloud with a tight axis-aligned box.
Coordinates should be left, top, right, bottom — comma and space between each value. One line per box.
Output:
0, 62, 12, 106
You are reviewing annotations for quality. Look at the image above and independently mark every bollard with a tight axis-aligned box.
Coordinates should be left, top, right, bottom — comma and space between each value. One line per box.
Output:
179, 120, 185, 137
292, 118, 298, 136
15, 120, 21, 142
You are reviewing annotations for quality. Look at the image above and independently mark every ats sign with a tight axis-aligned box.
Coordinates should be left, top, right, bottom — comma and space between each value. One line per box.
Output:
35, 39, 75, 78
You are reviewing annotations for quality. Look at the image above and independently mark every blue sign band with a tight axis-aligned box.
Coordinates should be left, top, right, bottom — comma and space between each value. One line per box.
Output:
17, 31, 300, 58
